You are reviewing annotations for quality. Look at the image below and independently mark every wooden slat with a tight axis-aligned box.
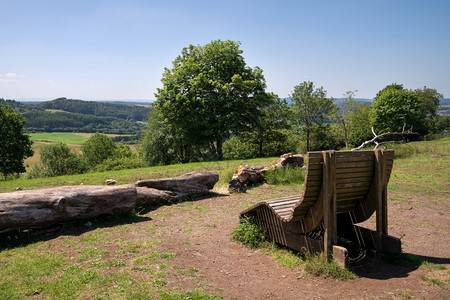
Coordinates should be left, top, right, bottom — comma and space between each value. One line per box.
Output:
336, 181, 371, 189
307, 163, 324, 170
336, 176, 372, 184
336, 167, 374, 174
333, 156, 373, 163
336, 161, 374, 168
338, 151, 374, 157
337, 185, 371, 193
337, 191, 368, 200
333, 171, 373, 179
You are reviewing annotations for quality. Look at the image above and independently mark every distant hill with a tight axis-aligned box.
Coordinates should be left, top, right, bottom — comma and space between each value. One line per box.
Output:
0, 98, 152, 135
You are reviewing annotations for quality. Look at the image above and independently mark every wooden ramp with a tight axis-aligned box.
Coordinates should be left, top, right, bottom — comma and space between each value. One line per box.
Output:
240, 149, 402, 267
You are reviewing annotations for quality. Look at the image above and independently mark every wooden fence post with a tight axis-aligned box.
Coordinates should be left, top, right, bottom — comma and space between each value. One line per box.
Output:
375, 149, 388, 251
323, 151, 337, 261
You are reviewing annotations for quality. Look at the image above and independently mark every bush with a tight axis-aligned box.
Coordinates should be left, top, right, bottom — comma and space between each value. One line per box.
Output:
232, 216, 266, 248
95, 156, 142, 172
223, 137, 258, 160
26, 143, 86, 178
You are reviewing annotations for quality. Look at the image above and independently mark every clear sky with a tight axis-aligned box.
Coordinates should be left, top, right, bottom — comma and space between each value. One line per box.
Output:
1, 0, 449, 101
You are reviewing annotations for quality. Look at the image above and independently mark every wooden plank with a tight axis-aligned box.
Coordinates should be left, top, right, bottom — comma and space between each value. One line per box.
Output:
323, 151, 331, 260
337, 191, 368, 200
333, 171, 373, 179
336, 166, 374, 174
336, 161, 374, 168
337, 185, 371, 193
335, 151, 374, 158
307, 169, 323, 176
336, 181, 372, 189
307, 163, 324, 170
334, 156, 373, 163
336, 176, 372, 184
305, 180, 322, 187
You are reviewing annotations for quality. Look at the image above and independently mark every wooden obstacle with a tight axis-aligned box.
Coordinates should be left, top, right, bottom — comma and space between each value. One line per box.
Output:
239, 149, 402, 267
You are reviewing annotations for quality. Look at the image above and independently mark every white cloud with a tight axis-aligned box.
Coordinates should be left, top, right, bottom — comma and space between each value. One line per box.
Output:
6, 73, 17, 78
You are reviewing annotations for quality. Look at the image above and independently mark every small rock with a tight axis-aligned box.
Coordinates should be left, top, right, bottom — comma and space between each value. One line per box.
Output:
106, 179, 117, 185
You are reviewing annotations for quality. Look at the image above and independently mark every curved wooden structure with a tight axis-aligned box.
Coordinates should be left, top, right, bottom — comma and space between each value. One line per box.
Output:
240, 149, 401, 267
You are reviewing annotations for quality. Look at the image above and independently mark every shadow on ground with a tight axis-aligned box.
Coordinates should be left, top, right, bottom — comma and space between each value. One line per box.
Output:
0, 192, 228, 251
349, 252, 450, 279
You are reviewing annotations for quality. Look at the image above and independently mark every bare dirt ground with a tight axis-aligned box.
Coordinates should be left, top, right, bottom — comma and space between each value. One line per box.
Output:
125, 182, 449, 300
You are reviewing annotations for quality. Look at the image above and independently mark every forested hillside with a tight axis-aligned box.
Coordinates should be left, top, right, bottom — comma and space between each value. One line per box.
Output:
0, 98, 151, 134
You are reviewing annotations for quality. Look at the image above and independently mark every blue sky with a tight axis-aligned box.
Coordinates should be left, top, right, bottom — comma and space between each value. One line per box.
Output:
1, 0, 449, 101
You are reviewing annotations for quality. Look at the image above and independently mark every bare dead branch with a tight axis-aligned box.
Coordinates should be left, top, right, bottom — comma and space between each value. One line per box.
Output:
352, 124, 419, 151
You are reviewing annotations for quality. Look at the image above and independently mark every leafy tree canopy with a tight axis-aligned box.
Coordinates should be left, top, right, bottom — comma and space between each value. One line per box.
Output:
0, 104, 33, 179
414, 86, 443, 118
81, 133, 117, 168
290, 81, 335, 151
372, 85, 424, 133
155, 39, 269, 159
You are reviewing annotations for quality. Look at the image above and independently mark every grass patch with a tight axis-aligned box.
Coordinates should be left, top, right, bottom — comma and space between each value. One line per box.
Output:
302, 252, 356, 279
261, 166, 305, 185
232, 218, 355, 279
1, 156, 279, 192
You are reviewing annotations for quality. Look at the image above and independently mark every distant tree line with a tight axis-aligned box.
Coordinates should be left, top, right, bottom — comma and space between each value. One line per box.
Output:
0, 98, 150, 135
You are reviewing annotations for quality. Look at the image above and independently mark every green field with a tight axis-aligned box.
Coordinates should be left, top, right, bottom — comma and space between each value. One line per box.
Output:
30, 132, 88, 144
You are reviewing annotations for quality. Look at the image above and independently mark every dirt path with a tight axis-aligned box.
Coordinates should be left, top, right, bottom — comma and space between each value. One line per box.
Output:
134, 184, 449, 299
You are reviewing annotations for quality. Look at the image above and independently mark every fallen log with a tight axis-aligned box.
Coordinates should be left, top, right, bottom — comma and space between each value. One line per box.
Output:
0, 171, 220, 233
136, 171, 219, 196
0, 185, 136, 232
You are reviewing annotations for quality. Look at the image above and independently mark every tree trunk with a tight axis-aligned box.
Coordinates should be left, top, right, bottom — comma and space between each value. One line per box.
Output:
216, 139, 223, 160
0, 185, 136, 232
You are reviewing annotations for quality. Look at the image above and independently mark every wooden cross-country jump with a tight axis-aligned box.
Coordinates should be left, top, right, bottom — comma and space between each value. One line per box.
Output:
239, 149, 402, 267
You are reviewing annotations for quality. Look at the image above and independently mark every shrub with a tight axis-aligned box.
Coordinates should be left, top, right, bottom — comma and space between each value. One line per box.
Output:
95, 156, 142, 172
223, 137, 258, 160
26, 143, 86, 178
232, 216, 266, 248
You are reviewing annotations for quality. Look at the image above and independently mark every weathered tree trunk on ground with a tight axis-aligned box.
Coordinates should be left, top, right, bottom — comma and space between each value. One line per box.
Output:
136, 171, 219, 198
0, 171, 220, 233
0, 185, 136, 232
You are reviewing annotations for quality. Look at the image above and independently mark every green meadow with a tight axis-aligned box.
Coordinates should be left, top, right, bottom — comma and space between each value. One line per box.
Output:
30, 132, 88, 144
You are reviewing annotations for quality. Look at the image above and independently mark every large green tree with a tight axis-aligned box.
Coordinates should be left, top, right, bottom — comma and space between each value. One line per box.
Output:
239, 93, 291, 157
81, 133, 117, 168
139, 107, 193, 166
414, 86, 442, 118
290, 81, 335, 151
0, 104, 33, 179
372, 85, 425, 134
155, 39, 269, 160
